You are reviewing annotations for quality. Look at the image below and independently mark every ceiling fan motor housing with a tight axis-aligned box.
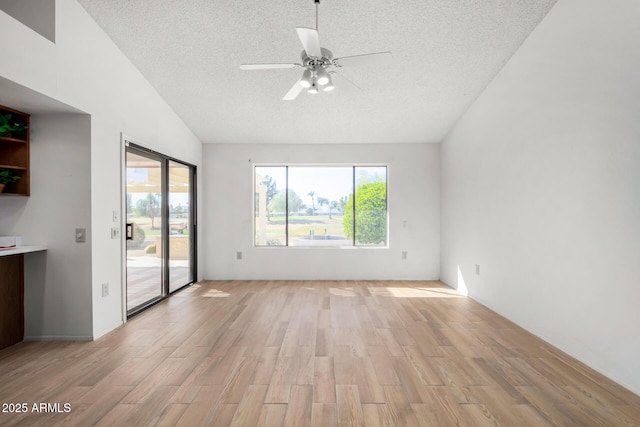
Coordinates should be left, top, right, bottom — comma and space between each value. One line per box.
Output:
301, 48, 333, 66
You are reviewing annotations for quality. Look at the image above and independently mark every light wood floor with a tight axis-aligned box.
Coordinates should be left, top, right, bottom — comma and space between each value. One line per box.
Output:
0, 280, 638, 426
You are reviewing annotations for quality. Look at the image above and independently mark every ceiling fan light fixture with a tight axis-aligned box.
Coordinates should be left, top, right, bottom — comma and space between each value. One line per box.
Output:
323, 78, 335, 91
315, 66, 330, 86
299, 69, 312, 88
308, 82, 319, 94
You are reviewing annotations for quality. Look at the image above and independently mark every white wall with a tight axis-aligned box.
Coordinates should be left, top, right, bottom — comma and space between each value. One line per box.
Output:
203, 143, 439, 280
0, 114, 92, 339
0, 0, 203, 339
441, 0, 640, 394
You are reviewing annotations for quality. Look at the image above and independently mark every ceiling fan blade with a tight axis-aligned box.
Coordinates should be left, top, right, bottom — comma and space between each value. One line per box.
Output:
283, 79, 304, 101
330, 71, 363, 91
296, 27, 322, 58
240, 63, 300, 70
334, 51, 392, 66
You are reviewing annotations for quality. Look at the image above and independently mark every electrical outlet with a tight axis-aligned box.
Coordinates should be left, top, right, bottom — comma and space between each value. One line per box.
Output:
102, 282, 109, 297
236, 251, 243, 260
476, 264, 480, 275
402, 251, 408, 260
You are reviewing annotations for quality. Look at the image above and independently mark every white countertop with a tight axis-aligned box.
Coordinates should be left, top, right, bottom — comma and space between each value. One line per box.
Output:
0, 246, 47, 256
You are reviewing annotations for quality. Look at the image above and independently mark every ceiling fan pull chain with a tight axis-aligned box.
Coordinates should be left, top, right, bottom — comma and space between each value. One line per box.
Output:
315, 0, 320, 31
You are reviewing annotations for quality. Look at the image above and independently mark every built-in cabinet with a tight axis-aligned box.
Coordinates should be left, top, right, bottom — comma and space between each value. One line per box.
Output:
0, 104, 30, 196
0, 254, 24, 350
0, 247, 46, 349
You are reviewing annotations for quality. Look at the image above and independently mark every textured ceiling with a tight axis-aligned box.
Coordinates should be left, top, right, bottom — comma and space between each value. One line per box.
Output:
77, 0, 557, 144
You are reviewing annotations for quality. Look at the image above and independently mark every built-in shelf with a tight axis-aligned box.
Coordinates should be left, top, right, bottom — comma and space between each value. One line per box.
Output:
0, 136, 27, 144
0, 104, 30, 196
0, 165, 27, 170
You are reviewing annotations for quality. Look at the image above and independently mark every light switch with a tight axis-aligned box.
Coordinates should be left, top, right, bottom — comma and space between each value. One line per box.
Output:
76, 228, 86, 243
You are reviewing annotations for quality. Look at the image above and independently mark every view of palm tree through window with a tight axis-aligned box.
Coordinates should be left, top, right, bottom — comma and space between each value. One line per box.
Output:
255, 166, 387, 247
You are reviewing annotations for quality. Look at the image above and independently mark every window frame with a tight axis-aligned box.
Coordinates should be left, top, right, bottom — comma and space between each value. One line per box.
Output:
253, 163, 389, 249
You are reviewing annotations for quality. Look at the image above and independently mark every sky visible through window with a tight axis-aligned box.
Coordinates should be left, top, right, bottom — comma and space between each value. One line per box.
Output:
288, 167, 352, 208
254, 165, 387, 247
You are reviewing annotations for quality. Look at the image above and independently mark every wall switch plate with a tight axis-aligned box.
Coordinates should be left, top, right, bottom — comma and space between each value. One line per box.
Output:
236, 251, 243, 260
112, 210, 119, 222
76, 228, 86, 243
402, 251, 408, 260
111, 227, 120, 239
476, 264, 480, 275
102, 282, 109, 297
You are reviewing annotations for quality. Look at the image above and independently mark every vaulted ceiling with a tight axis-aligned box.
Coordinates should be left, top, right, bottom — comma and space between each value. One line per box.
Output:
77, 0, 557, 144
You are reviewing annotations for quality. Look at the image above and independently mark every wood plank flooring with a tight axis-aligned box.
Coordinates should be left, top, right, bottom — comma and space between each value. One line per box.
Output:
0, 280, 638, 426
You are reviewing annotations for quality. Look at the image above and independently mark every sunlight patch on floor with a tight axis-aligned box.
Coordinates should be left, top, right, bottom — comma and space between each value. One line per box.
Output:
202, 289, 231, 298
329, 287, 357, 297
369, 287, 464, 298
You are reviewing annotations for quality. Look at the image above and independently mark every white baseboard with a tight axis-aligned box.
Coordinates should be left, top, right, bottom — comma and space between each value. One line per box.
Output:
92, 319, 124, 340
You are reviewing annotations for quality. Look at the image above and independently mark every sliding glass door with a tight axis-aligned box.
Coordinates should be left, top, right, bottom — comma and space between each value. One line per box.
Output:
168, 160, 194, 293
125, 149, 164, 312
125, 144, 196, 316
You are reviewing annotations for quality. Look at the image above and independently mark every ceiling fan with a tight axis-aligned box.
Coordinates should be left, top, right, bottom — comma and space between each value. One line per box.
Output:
240, 0, 391, 100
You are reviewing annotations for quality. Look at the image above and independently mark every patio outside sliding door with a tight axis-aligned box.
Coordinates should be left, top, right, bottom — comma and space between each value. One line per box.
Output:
125, 143, 196, 316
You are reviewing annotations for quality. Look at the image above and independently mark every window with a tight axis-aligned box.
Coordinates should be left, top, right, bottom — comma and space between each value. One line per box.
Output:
254, 166, 387, 247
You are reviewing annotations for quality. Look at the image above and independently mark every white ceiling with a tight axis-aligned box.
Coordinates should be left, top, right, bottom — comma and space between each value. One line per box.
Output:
77, 0, 557, 144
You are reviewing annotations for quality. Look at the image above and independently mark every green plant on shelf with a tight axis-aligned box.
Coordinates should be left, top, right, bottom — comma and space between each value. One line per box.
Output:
0, 113, 28, 139
0, 169, 21, 185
